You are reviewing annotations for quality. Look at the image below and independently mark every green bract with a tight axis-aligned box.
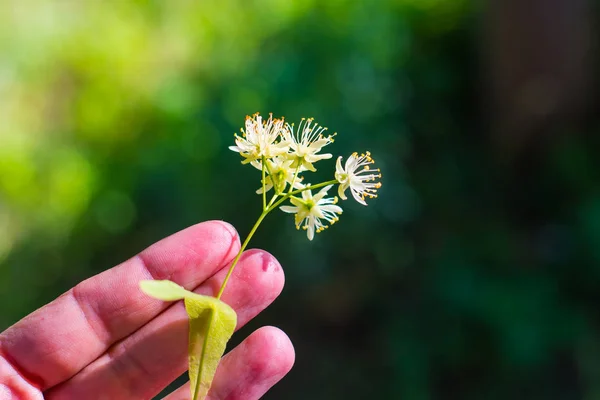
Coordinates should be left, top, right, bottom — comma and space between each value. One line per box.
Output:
139, 280, 236, 400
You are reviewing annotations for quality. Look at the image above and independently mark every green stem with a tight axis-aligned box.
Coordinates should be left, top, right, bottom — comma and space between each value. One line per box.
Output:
192, 307, 214, 400
261, 157, 267, 211
215, 179, 337, 299
267, 193, 279, 209
268, 179, 338, 212
287, 179, 337, 198
201, 178, 339, 400
287, 164, 301, 194
215, 209, 269, 300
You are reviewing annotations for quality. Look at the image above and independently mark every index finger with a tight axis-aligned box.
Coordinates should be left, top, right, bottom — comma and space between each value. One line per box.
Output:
0, 220, 240, 391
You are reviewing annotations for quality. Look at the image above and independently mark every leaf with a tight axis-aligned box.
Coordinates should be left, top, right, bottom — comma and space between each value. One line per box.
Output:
139, 279, 189, 301
139, 280, 237, 400
185, 294, 237, 400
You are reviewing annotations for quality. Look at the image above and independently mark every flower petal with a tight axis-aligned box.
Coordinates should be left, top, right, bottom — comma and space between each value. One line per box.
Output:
335, 156, 344, 174
306, 219, 315, 240
320, 204, 343, 214
351, 189, 367, 206
313, 185, 333, 202
337, 183, 348, 200
280, 205, 299, 213
290, 196, 305, 207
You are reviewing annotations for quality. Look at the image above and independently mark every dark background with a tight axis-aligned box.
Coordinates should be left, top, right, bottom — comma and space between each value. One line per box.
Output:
1, 1, 599, 399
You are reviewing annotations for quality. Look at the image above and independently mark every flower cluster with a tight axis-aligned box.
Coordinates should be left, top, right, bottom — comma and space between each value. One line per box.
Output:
230, 112, 381, 240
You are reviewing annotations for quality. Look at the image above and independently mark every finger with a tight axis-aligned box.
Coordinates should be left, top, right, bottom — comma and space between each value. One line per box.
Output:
0, 356, 43, 400
0, 221, 240, 391
164, 326, 295, 400
45, 249, 285, 400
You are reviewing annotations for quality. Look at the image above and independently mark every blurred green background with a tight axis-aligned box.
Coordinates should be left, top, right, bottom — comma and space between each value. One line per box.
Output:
2, 0, 600, 399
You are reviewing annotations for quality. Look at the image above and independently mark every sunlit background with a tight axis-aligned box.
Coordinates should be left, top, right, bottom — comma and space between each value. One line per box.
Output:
2, 0, 600, 399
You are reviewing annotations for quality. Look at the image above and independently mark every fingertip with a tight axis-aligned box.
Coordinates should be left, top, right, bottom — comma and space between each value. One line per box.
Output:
248, 326, 295, 377
208, 220, 240, 242
204, 220, 242, 273
146, 220, 241, 283
206, 326, 294, 400
163, 327, 295, 400
240, 249, 285, 289
214, 250, 285, 327
196, 220, 241, 260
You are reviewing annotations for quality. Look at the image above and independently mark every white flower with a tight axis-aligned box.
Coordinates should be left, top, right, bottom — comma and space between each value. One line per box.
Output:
229, 113, 290, 164
335, 152, 382, 205
252, 156, 305, 194
280, 185, 343, 240
283, 118, 335, 172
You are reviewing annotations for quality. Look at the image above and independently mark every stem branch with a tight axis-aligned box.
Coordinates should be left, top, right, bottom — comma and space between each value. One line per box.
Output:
215, 179, 337, 299
268, 179, 337, 212
261, 157, 266, 211
287, 164, 301, 194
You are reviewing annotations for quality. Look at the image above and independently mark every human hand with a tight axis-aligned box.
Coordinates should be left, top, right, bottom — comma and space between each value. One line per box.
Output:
0, 221, 294, 400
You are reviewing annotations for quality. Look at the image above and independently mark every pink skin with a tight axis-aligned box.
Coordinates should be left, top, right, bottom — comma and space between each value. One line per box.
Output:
0, 221, 295, 400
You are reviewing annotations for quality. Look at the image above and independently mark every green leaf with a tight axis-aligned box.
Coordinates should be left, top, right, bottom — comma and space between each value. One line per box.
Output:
139, 279, 189, 301
139, 280, 237, 400
185, 294, 237, 400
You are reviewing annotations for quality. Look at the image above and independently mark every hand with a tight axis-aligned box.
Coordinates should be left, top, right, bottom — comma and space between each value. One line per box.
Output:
0, 221, 294, 399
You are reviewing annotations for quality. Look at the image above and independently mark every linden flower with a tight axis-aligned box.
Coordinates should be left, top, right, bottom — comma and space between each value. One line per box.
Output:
252, 156, 305, 194
335, 152, 382, 206
280, 185, 343, 240
283, 118, 335, 172
229, 113, 290, 163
